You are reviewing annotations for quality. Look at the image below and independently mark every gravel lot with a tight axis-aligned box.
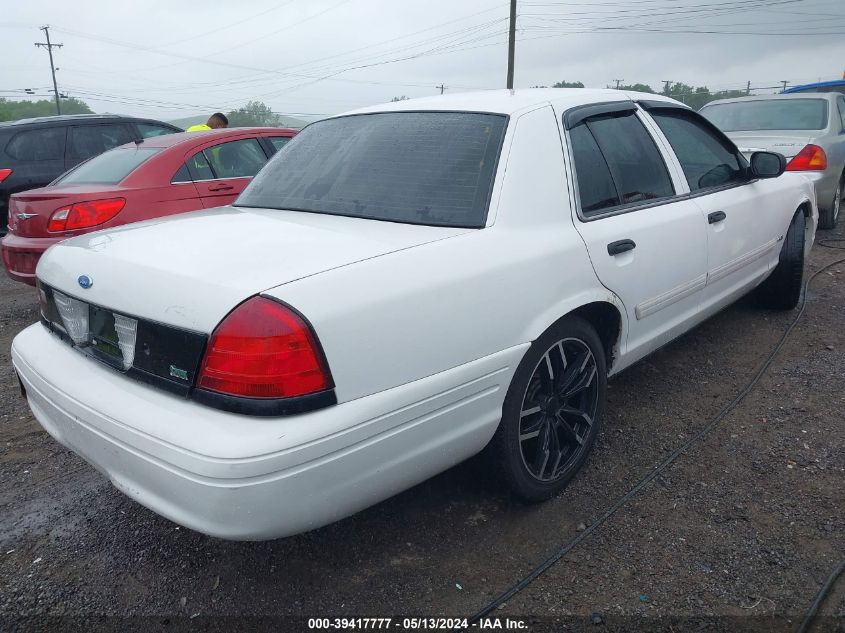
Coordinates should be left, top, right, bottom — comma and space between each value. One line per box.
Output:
1, 226, 843, 633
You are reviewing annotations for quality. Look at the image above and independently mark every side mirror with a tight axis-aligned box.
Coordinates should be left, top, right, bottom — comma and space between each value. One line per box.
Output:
750, 151, 786, 179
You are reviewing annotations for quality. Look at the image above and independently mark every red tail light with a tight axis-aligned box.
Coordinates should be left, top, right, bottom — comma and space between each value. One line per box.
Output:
785, 144, 827, 171
0, 169, 12, 183
197, 296, 331, 399
47, 198, 126, 232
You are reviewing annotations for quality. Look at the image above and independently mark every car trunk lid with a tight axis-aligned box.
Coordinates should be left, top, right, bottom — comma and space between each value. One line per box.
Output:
9, 185, 126, 237
724, 131, 815, 161
36, 206, 470, 333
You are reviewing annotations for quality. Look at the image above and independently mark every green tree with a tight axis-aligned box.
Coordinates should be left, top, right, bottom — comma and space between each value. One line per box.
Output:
226, 101, 282, 127
552, 80, 585, 88
0, 97, 92, 122
663, 82, 747, 110
613, 83, 655, 93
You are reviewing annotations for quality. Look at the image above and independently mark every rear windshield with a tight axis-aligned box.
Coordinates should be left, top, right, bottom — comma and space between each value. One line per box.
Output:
57, 146, 162, 185
235, 111, 508, 228
700, 99, 828, 132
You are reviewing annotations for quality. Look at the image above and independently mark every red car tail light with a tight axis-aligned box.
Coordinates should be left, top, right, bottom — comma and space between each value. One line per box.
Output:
47, 198, 126, 232
197, 296, 332, 399
0, 168, 12, 183
785, 144, 827, 171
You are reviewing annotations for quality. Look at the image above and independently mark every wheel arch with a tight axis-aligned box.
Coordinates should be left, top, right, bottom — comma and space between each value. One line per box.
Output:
796, 198, 815, 253
526, 297, 626, 375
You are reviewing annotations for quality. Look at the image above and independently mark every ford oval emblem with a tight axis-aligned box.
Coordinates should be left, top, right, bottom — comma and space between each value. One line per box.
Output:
78, 275, 93, 289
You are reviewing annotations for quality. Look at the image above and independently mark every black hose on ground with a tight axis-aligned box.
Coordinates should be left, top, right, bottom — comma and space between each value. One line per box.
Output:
796, 559, 845, 633
467, 238, 845, 627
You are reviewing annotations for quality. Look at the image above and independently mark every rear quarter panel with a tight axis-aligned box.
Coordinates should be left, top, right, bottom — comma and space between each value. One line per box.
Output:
263, 106, 616, 403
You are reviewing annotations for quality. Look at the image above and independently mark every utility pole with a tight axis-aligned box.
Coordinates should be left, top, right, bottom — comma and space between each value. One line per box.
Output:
436, 84, 447, 95
35, 26, 62, 115
746, 80, 751, 96
662, 80, 672, 95
506, 0, 516, 89
780, 80, 789, 92
614, 79, 624, 89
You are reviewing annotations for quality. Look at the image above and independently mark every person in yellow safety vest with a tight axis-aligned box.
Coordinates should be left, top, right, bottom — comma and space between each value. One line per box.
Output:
186, 112, 229, 132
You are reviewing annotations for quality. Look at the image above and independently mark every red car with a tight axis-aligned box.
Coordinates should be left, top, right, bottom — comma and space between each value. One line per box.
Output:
2, 127, 296, 285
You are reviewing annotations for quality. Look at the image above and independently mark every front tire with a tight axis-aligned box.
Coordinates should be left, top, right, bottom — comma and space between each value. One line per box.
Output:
755, 211, 805, 310
818, 175, 842, 230
492, 316, 606, 502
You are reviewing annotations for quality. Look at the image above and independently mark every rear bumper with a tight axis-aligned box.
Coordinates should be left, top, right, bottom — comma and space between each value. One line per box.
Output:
1, 233, 60, 286
12, 324, 520, 540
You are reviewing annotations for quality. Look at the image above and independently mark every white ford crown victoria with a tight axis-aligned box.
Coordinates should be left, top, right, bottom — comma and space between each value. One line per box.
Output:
12, 90, 817, 540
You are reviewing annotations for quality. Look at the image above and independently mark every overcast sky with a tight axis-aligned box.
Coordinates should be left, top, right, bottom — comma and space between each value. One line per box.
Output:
4, 0, 845, 122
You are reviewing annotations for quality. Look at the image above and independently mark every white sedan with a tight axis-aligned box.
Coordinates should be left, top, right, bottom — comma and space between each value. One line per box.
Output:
12, 90, 817, 540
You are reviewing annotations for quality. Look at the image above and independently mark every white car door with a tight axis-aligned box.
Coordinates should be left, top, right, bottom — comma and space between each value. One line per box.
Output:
561, 102, 709, 365
642, 104, 783, 309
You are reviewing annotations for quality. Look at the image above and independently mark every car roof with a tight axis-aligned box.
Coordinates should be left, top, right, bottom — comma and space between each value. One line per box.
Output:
113, 127, 298, 150
784, 79, 845, 93
341, 89, 683, 118
0, 113, 173, 128
701, 93, 837, 108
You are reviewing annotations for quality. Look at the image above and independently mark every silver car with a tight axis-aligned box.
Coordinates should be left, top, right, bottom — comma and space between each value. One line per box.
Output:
701, 93, 845, 229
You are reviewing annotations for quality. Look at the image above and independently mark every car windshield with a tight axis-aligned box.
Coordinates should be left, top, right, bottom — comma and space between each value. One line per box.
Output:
56, 146, 162, 185
235, 111, 508, 228
700, 99, 828, 132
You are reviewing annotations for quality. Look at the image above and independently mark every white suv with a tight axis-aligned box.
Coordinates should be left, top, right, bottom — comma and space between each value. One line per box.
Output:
12, 90, 817, 540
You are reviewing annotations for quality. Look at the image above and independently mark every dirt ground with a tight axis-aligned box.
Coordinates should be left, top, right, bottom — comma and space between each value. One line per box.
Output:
0, 226, 843, 633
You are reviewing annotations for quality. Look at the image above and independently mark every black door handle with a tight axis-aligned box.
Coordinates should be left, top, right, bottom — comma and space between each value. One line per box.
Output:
607, 239, 636, 256
708, 211, 726, 224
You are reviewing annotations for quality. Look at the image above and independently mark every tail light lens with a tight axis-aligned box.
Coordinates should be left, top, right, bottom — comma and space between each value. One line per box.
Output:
785, 144, 827, 171
47, 198, 126, 232
197, 296, 331, 399
0, 168, 12, 183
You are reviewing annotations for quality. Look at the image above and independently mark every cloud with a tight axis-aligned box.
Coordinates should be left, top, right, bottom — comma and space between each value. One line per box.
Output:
4, 0, 844, 121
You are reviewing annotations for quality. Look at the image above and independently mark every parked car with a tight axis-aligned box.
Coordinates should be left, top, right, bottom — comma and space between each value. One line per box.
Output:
783, 79, 845, 97
0, 114, 182, 236
2, 127, 296, 285
11, 90, 816, 540
700, 93, 845, 229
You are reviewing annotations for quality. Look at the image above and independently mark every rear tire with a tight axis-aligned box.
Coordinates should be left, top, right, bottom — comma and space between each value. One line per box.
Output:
755, 211, 805, 310
491, 316, 606, 502
818, 175, 842, 230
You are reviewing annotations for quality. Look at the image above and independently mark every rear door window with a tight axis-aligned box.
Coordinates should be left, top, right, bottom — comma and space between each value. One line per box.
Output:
569, 125, 619, 214
268, 136, 292, 152
186, 152, 214, 181
68, 124, 134, 161
137, 123, 177, 138
203, 138, 268, 178
57, 147, 162, 185
569, 112, 674, 217
171, 163, 192, 183
649, 110, 746, 192
5, 127, 66, 161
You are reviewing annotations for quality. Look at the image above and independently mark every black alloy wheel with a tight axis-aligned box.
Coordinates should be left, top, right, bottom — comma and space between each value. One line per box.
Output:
492, 315, 606, 501
518, 337, 598, 482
